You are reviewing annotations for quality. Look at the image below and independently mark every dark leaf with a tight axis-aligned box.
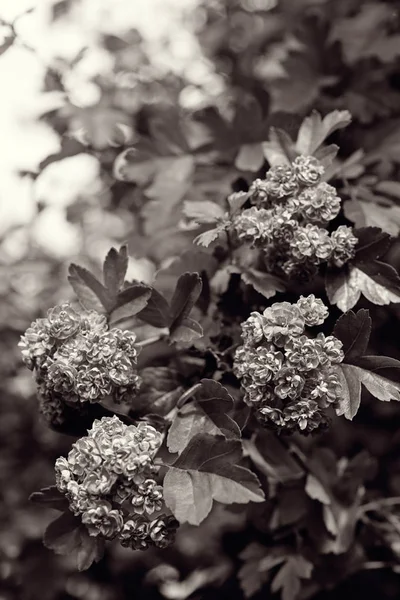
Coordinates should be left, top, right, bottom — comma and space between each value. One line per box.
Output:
333, 309, 371, 362
68, 264, 111, 312
136, 287, 170, 328
43, 511, 81, 555
163, 434, 265, 525
169, 272, 203, 338
354, 227, 392, 263
29, 486, 69, 511
103, 245, 128, 296
76, 529, 105, 572
167, 379, 241, 454
239, 544, 285, 598
110, 284, 152, 323
244, 430, 304, 484
169, 316, 203, 343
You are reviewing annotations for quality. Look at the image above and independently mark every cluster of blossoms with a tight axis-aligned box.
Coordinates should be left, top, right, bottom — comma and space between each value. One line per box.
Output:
233, 295, 344, 433
19, 303, 141, 422
232, 156, 358, 282
55, 416, 178, 549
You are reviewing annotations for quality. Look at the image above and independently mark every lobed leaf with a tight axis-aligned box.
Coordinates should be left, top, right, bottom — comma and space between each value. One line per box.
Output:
353, 227, 392, 263
333, 309, 372, 362
68, 264, 111, 313
163, 434, 265, 525
169, 272, 203, 341
271, 555, 313, 600
295, 110, 351, 155
110, 284, 152, 323
136, 287, 170, 328
103, 245, 128, 297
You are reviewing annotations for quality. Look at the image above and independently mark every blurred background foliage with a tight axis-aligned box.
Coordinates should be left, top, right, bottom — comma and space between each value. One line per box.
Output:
3, 0, 400, 598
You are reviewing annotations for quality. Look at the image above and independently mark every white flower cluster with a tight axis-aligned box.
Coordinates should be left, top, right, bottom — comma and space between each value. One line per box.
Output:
55, 416, 178, 550
19, 303, 141, 421
232, 156, 358, 282
234, 295, 344, 434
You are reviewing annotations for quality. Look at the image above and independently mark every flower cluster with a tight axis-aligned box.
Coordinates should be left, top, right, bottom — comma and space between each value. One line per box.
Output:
232, 156, 358, 281
19, 303, 141, 417
233, 295, 343, 433
55, 416, 178, 550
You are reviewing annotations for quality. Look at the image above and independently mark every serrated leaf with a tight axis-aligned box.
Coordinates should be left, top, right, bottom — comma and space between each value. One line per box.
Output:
110, 284, 152, 323
235, 143, 265, 172
271, 556, 313, 600
43, 511, 82, 555
169, 316, 203, 343
355, 355, 400, 378
244, 430, 304, 484
163, 434, 265, 525
76, 529, 105, 572
356, 261, 400, 300
344, 199, 400, 237
194, 224, 227, 248
238, 544, 285, 598
334, 364, 362, 420
167, 379, 241, 454
295, 110, 352, 155
240, 268, 286, 299
325, 267, 361, 312
169, 273, 203, 341
136, 287, 170, 328
353, 365, 400, 402
29, 486, 69, 511
103, 245, 128, 296
333, 309, 372, 362
354, 227, 391, 263
183, 200, 226, 224
227, 191, 249, 215
314, 144, 339, 168
68, 264, 111, 312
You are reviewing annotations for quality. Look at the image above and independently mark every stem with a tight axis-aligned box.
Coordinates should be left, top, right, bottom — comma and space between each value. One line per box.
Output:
359, 497, 400, 515
176, 383, 202, 409
137, 334, 165, 348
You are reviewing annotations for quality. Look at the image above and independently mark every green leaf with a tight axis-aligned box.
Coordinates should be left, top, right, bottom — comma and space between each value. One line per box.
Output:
353, 227, 392, 263
169, 272, 203, 342
110, 284, 152, 323
163, 434, 265, 525
183, 200, 226, 224
295, 110, 352, 155
103, 245, 128, 297
136, 287, 170, 328
325, 267, 361, 312
333, 309, 372, 362
240, 268, 286, 300
29, 486, 69, 511
68, 264, 111, 313
167, 379, 241, 454
271, 555, 313, 600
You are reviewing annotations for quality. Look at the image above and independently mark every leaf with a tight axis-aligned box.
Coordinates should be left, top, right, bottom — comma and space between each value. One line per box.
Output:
244, 430, 304, 485
353, 227, 392, 263
169, 316, 203, 343
194, 224, 227, 248
76, 529, 105, 572
356, 261, 400, 301
240, 268, 286, 299
110, 284, 152, 323
136, 287, 170, 328
43, 511, 82, 555
344, 200, 400, 237
325, 267, 361, 312
235, 143, 265, 172
305, 474, 331, 505
238, 544, 285, 598
183, 200, 226, 224
167, 379, 241, 454
355, 355, 400, 379
296, 110, 352, 155
333, 309, 372, 362
162, 434, 265, 525
68, 264, 111, 313
271, 556, 313, 600
353, 365, 400, 402
29, 486, 69, 512
227, 191, 249, 215
334, 364, 362, 420
103, 245, 128, 297
169, 273, 203, 341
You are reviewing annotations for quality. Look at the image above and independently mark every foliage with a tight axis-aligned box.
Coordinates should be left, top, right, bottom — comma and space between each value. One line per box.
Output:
3, 1, 400, 599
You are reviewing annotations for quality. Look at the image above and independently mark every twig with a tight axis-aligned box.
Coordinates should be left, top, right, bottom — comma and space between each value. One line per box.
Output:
176, 383, 202, 409
137, 334, 166, 348
359, 497, 400, 515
